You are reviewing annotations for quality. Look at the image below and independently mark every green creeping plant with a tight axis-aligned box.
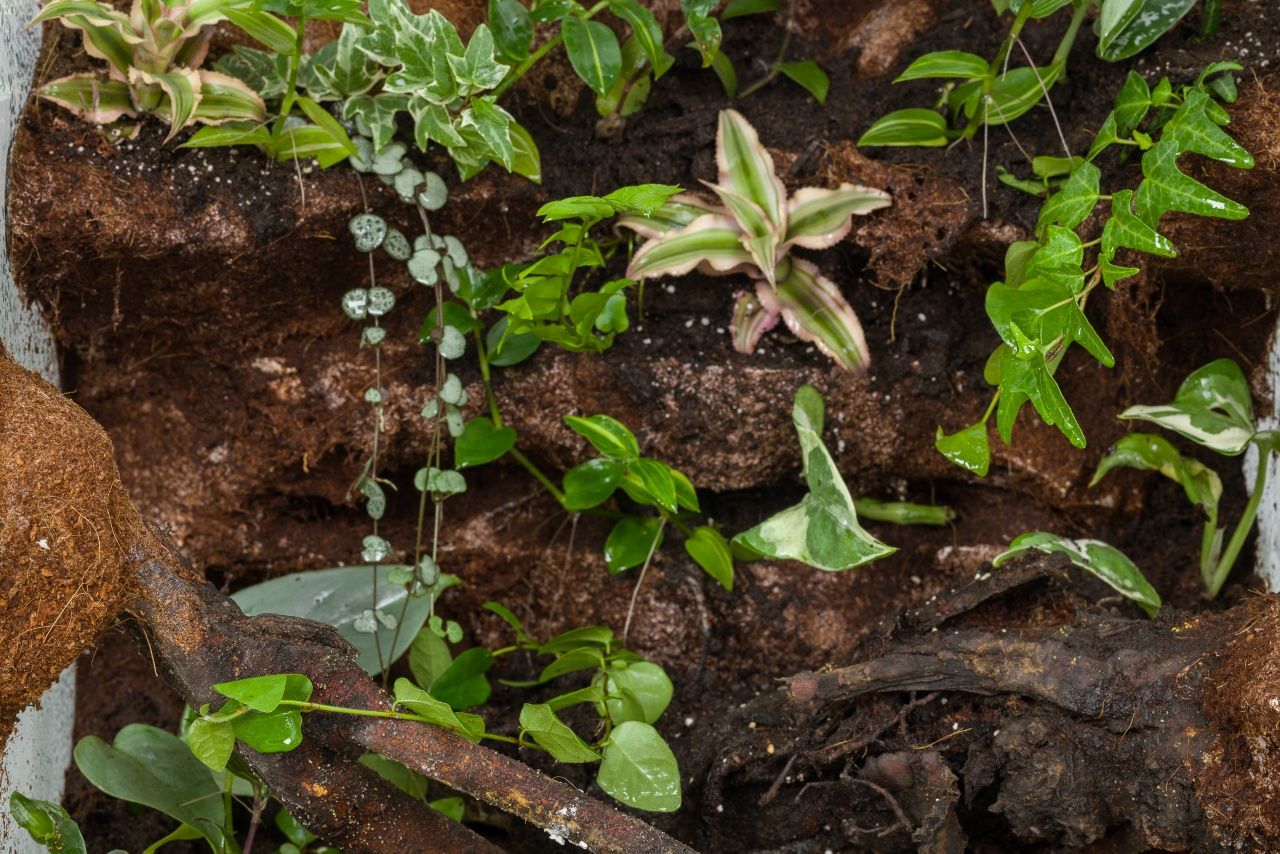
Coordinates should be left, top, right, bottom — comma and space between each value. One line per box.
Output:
31, 0, 270, 142
1091, 358, 1280, 597
492, 184, 684, 355
189, 1, 538, 178
934, 63, 1252, 476
619, 109, 892, 373
860, 0, 1223, 150
994, 532, 1160, 617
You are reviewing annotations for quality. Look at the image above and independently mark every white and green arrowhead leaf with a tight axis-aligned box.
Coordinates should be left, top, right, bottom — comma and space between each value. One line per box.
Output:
1119, 358, 1258, 455
994, 532, 1160, 618
732, 385, 895, 570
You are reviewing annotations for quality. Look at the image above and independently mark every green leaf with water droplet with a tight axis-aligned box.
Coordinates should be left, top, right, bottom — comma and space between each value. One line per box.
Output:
935, 422, 990, 476
597, 721, 681, 812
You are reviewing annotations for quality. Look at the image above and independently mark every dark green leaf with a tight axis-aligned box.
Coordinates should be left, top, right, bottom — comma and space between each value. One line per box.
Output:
540, 625, 614, 654
9, 793, 86, 854
565, 414, 641, 460
604, 517, 664, 572
563, 15, 623, 96
628, 458, 678, 513
489, 0, 533, 60
361, 753, 431, 799
486, 316, 542, 366
456, 417, 518, 468
409, 628, 453, 691
1035, 160, 1100, 236
776, 60, 829, 104
722, 0, 779, 18
564, 458, 624, 510
935, 422, 991, 476
858, 109, 950, 147
430, 647, 494, 709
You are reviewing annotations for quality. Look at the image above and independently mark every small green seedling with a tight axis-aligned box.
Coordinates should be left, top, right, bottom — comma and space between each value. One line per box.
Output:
32, 0, 270, 141
8, 792, 86, 854
493, 184, 684, 355
733, 385, 896, 570
620, 110, 891, 372
1092, 358, 1278, 596
994, 531, 1160, 617
935, 63, 1252, 476
861, 0, 1219, 150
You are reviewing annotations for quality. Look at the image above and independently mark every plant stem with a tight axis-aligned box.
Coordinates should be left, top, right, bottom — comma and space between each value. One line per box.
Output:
276, 700, 526, 747
965, 3, 1033, 139
242, 788, 264, 854
622, 517, 667, 645
737, 0, 796, 100
271, 16, 306, 148
1199, 507, 1220, 588
1052, 0, 1093, 70
491, 1, 610, 100
509, 447, 568, 506
1208, 447, 1269, 597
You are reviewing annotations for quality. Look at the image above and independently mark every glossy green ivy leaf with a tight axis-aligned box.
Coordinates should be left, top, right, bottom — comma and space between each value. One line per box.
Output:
732, 386, 895, 570
519, 703, 601, 762
1119, 358, 1257, 455
604, 516, 665, 572
994, 347, 1084, 448
565, 414, 641, 461
564, 458, 624, 510
9, 793, 86, 854
74, 725, 228, 852
985, 278, 1113, 366
596, 721, 681, 812
1035, 160, 1100, 237
1133, 138, 1249, 228
994, 532, 1161, 617
683, 525, 734, 590
935, 422, 991, 476
455, 417, 518, 469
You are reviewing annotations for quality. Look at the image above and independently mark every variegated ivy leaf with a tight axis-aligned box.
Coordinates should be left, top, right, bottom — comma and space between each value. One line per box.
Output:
993, 532, 1160, 618
1091, 432, 1222, 514
1119, 359, 1258, 455
762, 260, 871, 373
732, 386, 895, 571
717, 109, 786, 225
214, 46, 292, 100
309, 25, 385, 101
783, 184, 892, 250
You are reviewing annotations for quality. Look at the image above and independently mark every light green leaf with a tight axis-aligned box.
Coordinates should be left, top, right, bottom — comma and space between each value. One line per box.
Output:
1132, 138, 1249, 228
994, 348, 1085, 448
429, 647, 493, 709
564, 414, 641, 460
213, 673, 312, 712
409, 628, 453, 690
8, 793, 87, 854
519, 704, 601, 762
1091, 432, 1221, 513
186, 718, 236, 772
732, 385, 895, 570
684, 526, 734, 589
994, 532, 1161, 617
564, 458, 624, 509
602, 661, 673, 724
392, 678, 485, 741
596, 721, 681, 812
981, 64, 1062, 126
857, 109, 950, 147
1035, 160, 1100, 237
894, 50, 988, 81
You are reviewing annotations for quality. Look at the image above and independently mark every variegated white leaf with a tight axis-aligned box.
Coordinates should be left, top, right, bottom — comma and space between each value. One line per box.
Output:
626, 214, 753, 280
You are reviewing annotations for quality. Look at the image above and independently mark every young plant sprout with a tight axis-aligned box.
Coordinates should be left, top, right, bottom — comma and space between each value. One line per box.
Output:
619, 109, 891, 371
1091, 358, 1278, 597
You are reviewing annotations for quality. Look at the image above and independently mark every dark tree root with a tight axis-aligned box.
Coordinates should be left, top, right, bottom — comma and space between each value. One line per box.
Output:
671, 559, 1280, 853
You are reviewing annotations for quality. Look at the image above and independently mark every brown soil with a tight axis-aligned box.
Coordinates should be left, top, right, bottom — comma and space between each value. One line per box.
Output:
6, 0, 1280, 849
0, 353, 146, 741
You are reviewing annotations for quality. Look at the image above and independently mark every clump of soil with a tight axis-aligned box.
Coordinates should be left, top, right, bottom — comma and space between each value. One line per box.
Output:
0, 350, 146, 743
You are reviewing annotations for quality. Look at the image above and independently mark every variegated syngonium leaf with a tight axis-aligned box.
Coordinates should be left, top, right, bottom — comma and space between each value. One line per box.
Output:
993, 532, 1160, 618
731, 385, 895, 571
1090, 432, 1222, 513
1119, 359, 1258, 455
